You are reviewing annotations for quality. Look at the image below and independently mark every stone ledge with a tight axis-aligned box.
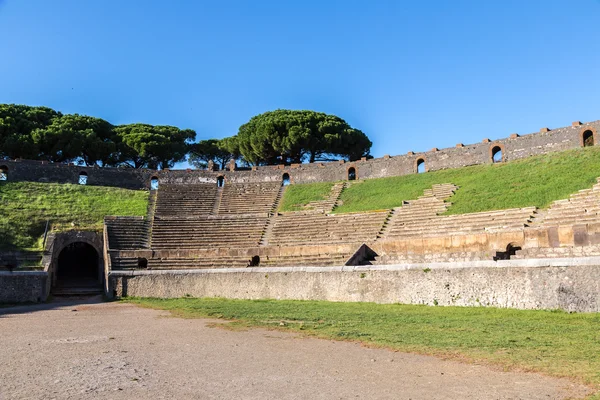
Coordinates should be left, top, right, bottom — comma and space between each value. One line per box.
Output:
108, 256, 600, 277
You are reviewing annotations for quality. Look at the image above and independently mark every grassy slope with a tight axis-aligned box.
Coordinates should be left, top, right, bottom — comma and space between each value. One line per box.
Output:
279, 182, 334, 212
282, 146, 600, 214
0, 182, 148, 250
129, 298, 600, 397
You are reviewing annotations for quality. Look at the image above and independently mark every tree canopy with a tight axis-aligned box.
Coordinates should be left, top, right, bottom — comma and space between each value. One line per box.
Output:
113, 124, 195, 169
0, 104, 196, 168
0, 104, 372, 169
188, 139, 235, 170
226, 110, 372, 165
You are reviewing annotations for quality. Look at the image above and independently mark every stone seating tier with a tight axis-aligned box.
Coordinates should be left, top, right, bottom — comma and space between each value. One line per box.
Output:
217, 182, 281, 215
111, 252, 352, 270
386, 207, 537, 239
151, 216, 268, 249
105, 217, 148, 250
154, 184, 217, 216
269, 211, 389, 246
535, 179, 600, 227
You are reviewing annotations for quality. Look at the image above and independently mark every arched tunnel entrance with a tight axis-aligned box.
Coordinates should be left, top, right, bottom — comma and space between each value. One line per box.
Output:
54, 242, 102, 295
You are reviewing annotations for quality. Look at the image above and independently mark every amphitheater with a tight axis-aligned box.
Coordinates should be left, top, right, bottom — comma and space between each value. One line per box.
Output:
1, 120, 600, 312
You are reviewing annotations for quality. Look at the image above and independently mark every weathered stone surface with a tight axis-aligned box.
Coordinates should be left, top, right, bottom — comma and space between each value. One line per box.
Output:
109, 261, 600, 312
0, 272, 47, 303
2, 120, 599, 185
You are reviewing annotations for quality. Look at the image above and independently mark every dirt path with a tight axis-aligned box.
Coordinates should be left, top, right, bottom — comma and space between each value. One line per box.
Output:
0, 299, 591, 400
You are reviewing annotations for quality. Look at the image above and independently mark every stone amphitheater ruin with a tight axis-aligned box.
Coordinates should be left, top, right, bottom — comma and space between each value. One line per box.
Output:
1, 120, 600, 312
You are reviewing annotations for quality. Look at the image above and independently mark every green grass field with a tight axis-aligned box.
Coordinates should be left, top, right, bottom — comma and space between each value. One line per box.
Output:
0, 182, 148, 250
279, 181, 334, 212
279, 146, 600, 214
128, 297, 600, 398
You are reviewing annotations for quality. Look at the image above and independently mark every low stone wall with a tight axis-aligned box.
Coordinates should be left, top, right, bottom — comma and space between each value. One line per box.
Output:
0, 271, 48, 303
108, 258, 600, 312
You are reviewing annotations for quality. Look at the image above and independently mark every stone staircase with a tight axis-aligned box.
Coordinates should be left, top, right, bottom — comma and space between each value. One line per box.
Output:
303, 182, 346, 213
0, 251, 43, 270
422, 183, 459, 200
260, 185, 286, 246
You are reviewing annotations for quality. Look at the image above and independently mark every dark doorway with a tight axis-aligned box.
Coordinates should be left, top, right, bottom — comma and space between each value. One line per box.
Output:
55, 242, 100, 292
347, 167, 356, 181
583, 130, 594, 147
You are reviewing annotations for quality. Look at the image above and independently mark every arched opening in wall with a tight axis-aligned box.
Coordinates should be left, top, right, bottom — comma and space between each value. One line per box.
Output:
216, 176, 225, 188
583, 130, 594, 147
416, 159, 425, 173
78, 171, 88, 185
493, 243, 522, 261
150, 177, 159, 190
137, 257, 148, 269
0, 165, 7, 181
55, 242, 100, 291
347, 167, 356, 181
282, 173, 291, 186
249, 255, 260, 267
491, 146, 503, 163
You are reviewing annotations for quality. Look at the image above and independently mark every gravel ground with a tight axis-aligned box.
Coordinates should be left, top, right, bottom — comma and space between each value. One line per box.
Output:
0, 298, 591, 400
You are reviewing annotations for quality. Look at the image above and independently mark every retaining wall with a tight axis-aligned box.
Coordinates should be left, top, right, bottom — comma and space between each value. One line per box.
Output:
0, 271, 48, 303
108, 258, 600, 312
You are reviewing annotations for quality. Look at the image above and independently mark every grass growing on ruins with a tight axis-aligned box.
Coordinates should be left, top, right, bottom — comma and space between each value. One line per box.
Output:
129, 297, 600, 397
0, 182, 148, 250
303, 145, 600, 214
279, 181, 334, 212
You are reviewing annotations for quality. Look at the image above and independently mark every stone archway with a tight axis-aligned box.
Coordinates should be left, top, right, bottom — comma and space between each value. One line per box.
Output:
57, 242, 99, 282
50, 232, 104, 295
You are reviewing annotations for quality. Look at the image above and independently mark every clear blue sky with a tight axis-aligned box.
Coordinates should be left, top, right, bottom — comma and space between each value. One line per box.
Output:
1, 0, 599, 163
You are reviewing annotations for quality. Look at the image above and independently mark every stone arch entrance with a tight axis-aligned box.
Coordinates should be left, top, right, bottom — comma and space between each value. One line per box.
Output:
582, 130, 594, 147
51, 233, 103, 295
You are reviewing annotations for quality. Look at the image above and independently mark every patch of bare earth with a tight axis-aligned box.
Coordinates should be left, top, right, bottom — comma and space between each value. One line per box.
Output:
0, 300, 592, 400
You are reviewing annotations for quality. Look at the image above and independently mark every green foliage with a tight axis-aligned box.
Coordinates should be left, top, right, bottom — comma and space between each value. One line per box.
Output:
32, 114, 114, 165
0, 104, 60, 159
279, 182, 334, 212
234, 109, 372, 165
0, 103, 196, 169
188, 139, 233, 170
129, 297, 600, 392
285, 146, 600, 214
0, 182, 148, 250
112, 124, 195, 169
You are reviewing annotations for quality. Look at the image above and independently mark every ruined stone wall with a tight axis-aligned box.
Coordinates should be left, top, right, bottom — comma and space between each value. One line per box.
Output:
0, 271, 47, 303
2, 120, 598, 186
0, 159, 155, 189
108, 259, 600, 312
